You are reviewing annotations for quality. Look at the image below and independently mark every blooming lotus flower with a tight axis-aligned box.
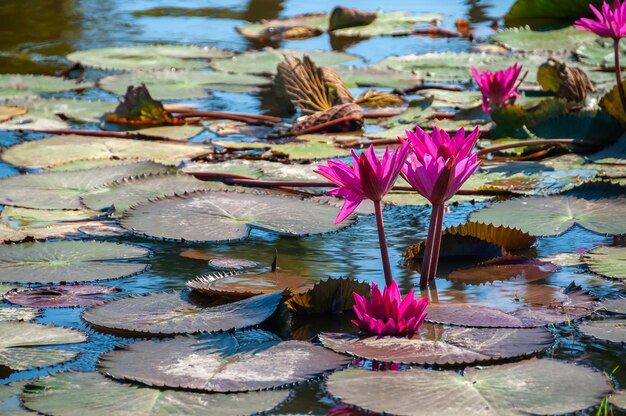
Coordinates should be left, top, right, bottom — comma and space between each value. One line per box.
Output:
352, 281, 428, 335
471, 64, 523, 112
574, 0, 626, 39
401, 126, 481, 205
315, 143, 410, 224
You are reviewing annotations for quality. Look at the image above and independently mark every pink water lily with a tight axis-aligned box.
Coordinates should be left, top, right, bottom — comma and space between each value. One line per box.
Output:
352, 281, 428, 335
471, 64, 523, 112
574, 0, 626, 39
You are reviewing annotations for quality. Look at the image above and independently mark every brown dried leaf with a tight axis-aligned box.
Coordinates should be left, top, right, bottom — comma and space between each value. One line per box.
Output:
355, 90, 405, 108
277, 56, 333, 115
291, 102, 364, 135
103, 84, 183, 126
329, 6, 377, 31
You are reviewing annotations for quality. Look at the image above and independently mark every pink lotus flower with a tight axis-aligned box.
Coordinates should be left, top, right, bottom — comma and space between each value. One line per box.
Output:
400, 126, 481, 205
574, 1, 626, 39
352, 281, 428, 335
315, 143, 410, 224
471, 64, 523, 112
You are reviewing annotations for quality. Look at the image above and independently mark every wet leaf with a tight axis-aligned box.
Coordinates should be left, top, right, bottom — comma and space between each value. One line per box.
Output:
267, 134, 352, 160
0, 307, 39, 322
576, 41, 626, 69
0, 321, 86, 371
331, 11, 445, 38
527, 110, 622, 147
99, 70, 270, 100
22, 371, 289, 416
326, 359, 612, 415
583, 246, 626, 280
103, 85, 182, 126
67, 45, 233, 70
600, 80, 626, 126
469, 195, 626, 236
2, 135, 211, 168
601, 297, 626, 315
319, 324, 552, 365
0, 206, 99, 225
82, 291, 283, 336
0, 240, 150, 284
504, 0, 605, 27
579, 318, 626, 344
492, 26, 598, 52
285, 277, 371, 315
0, 74, 92, 100
98, 329, 350, 392
448, 256, 558, 285
120, 190, 353, 242
5, 285, 119, 308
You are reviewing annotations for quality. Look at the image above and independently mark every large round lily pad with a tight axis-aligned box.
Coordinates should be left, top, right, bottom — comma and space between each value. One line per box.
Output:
0, 74, 92, 100
2, 135, 212, 169
99, 70, 270, 100
22, 371, 289, 416
319, 324, 552, 366
579, 318, 626, 344
120, 190, 353, 242
82, 290, 283, 336
98, 329, 350, 392
0, 161, 170, 210
67, 45, 234, 70
0, 321, 86, 371
4, 285, 119, 308
326, 359, 612, 415
492, 26, 598, 52
469, 195, 626, 236
584, 246, 626, 280
0, 240, 150, 284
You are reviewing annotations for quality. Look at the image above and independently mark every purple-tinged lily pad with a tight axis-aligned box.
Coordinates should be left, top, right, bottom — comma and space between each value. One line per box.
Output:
5, 285, 119, 308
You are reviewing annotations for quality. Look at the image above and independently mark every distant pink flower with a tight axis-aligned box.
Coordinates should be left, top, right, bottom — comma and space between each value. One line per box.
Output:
315, 143, 410, 224
352, 281, 428, 335
400, 126, 480, 205
471, 64, 523, 112
574, 0, 626, 39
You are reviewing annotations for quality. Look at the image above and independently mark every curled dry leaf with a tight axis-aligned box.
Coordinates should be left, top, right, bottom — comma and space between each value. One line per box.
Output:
103, 84, 183, 126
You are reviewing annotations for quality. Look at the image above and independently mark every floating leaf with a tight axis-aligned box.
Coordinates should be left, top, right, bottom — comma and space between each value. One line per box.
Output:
328, 6, 377, 31
579, 318, 626, 344
326, 359, 612, 415
469, 195, 626, 236
2, 135, 211, 169
120, 190, 353, 242
0, 307, 39, 322
331, 11, 445, 38
208, 258, 259, 271
5, 96, 115, 124
584, 246, 626, 280
447, 256, 558, 285
182, 160, 264, 179
98, 329, 350, 392
319, 325, 552, 365
601, 297, 626, 314
0, 240, 150, 284
492, 26, 598, 52
504, 0, 605, 27
0, 206, 99, 225
67, 45, 233, 70
187, 271, 312, 299
237, 13, 328, 41
99, 70, 270, 100
0, 74, 91, 100
22, 371, 289, 416
0, 105, 27, 122
82, 291, 283, 336
266, 134, 351, 160
600, 80, 626, 126
103, 85, 182, 126
334, 67, 420, 89
211, 49, 359, 75
0, 381, 33, 415
285, 277, 371, 315
0, 321, 86, 371
132, 125, 205, 141
5, 285, 119, 308
0, 220, 122, 244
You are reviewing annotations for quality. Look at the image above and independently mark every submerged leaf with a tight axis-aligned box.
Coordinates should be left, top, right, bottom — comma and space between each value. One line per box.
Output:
0, 307, 39, 322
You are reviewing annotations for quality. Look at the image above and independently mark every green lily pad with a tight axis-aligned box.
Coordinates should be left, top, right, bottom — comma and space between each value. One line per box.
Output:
120, 190, 353, 242
469, 195, 626, 236
2, 135, 212, 169
333, 67, 421, 89
589, 133, 626, 164
331, 11, 446, 38
4, 96, 115, 123
182, 160, 264, 179
584, 246, 626, 280
83, 290, 283, 336
98, 70, 270, 100
0, 307, 39, 322
0, 240, 150, 284
131, 125, 205, 141
0, 161, 170, 209
45, 159, 148, 172
98, 329, 350, 392
22, 371, 289, 416
504, 0, 605, 27
0, 321, 86, 371
0, 74, 92, 100
237, 13, 328, 40
0, 381, 33, 415
579, 318, 626, 344
326, 359, 612, 415
0, 220, 123, 244
67, 45, 234, 71
268, 135, 351, 160
1, 206, 99, 225
211, 49, 360, 75
577, 40, 626, 69
492, 26, 598, 52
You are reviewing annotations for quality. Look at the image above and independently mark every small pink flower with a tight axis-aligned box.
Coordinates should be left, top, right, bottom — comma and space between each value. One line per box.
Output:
400, 126, 480, 205
471, 64, 523, 112
315, 143, 410, 224
352, 281, 428, 335
574, 0, 626, 39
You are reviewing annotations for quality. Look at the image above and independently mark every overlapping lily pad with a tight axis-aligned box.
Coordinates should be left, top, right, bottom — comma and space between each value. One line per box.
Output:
0, 206, 99, 225
0, 306, 39, 322
601, 297, 626, 314
0, 321, 86, 371
120, 190, 353, 242
187, 271, 312, 299
0, 240, 150, 284
4, 96, 115, 123
0, 220, 122, 244
4, 285, 119, 308
331, 11, 445, 38
0, 74, 92, 100
98, 329, 350, 392
579, 318, 626, 344
22, 371, 289, 416
99, 70, 270, 100
469, 195, 626, 236
67, 45, 233, 70
584, 246, 626, 280
82, 290, 283, 336
326, 359, 612, 415
319, 325, 552, 366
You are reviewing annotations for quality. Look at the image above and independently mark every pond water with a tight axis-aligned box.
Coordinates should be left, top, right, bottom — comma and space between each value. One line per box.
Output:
1, 0, 626, 415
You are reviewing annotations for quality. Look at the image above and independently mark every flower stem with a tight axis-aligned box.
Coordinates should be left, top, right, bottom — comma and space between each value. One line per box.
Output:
614, 38, 626, 116
420, 203, 445, 289
373, 200, 393, 287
